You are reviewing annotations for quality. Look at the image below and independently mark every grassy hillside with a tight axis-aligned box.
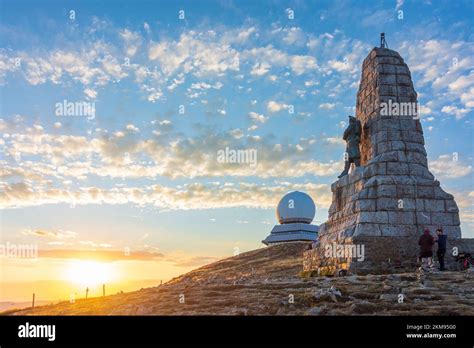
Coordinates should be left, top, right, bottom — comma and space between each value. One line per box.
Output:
4, 242, 474, 315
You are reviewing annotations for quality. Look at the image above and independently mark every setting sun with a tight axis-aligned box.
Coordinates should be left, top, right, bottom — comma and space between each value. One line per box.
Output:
65, 261, 118, 287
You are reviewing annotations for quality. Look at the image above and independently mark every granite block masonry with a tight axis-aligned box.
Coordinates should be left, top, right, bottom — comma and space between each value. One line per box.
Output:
303, 46, 474, 274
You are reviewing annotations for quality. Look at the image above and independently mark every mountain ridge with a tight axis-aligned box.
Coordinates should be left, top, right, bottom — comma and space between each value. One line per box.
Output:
4, 242, 474, 316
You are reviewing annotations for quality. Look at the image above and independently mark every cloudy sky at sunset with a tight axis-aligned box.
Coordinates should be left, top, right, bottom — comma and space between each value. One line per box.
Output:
1, 0, 473, 302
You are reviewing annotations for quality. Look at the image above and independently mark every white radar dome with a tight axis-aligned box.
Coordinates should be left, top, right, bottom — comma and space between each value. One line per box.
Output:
276, 191, 316, 224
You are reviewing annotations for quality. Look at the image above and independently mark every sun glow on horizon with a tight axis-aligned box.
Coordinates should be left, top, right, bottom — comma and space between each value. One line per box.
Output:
65, 260, 119, 287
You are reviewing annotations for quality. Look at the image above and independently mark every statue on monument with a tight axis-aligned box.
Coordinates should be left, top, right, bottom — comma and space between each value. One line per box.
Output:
338, 115, 361, 178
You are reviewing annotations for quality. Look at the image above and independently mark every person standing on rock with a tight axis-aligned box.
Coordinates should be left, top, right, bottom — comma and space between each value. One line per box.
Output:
435, 228, 447, 271
418, 229, 434, 271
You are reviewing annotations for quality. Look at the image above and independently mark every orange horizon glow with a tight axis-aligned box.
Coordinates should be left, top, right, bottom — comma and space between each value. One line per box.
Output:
0, 253, 207, 303
64, 260, 120, 288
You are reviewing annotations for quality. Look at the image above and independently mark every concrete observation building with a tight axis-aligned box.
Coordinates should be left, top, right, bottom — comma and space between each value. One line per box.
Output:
262, 191, 319, 245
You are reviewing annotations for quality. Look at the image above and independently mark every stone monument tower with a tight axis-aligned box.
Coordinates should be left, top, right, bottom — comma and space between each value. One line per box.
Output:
303, 38, 471, 274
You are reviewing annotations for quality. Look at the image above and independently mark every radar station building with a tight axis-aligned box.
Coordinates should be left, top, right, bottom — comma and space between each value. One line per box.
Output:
262, 191, 319, 245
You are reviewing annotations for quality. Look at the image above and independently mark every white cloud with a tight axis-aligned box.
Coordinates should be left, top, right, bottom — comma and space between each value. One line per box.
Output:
22, 228, 78, 239
325, 137, 344, 145
429, 154, 472, 179
0, 52, 21, 84
441, 105, 471, 120
11, 40, 129, 87
143, 22, 151, 33
187, 80, 223, 98
289, 55, 318, 75
2, 119, 342, 185
119, 29, 142, 57
304, 80, 318, 87
242, 45, 317, 76
100, 54, 127, 81
148, 32, 240, 77
84, 88, 97, 99
126, 124, 140, 132
319, 102, 336, 110
401, 39, 474, 98
282, 27, 305, 46
159, 120, 172, 126
327, 59, 351, 72
266, 101, 288, 113
250, 62, 270, 76
147, 89, 163, 102
248, 112, 267, 123
448, 71, 474, 92
419, 105, 432, 115
229, 128, 244, 139
0, 180, 332, 210
0, 24, 375, 106
167, 73, 185, 91
460, 87, 474, 108
232, 27, 256, 44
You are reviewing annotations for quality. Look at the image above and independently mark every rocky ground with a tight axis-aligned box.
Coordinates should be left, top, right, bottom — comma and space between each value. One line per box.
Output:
4, 242, 473, 315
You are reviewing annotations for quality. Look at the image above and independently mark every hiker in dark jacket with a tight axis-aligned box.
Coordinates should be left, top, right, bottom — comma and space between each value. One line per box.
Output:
418, 229, 434, 270
435, 228, 447, 271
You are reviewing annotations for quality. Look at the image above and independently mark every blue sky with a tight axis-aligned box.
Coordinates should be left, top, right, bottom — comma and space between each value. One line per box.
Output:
0, 0, 473, 285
